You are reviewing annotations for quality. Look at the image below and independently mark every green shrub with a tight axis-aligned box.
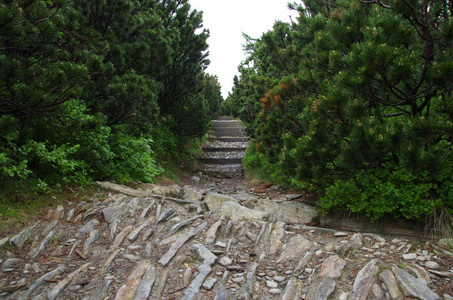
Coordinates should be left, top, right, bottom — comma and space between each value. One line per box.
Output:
319, 165, 446, 221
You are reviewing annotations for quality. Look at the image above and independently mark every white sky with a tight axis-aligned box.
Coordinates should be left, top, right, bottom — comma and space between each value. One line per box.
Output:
189, 0, 300, 98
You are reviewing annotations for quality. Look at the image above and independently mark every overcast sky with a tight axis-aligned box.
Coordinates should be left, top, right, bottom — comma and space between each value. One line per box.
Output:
189, 0, 300, 98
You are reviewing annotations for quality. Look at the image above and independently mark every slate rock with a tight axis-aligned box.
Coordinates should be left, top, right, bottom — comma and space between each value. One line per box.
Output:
425, 261, 440, 270
278, 234, 312, 263
379, 269, 403, 300
219, 256, 233, 266
254, 199, 317, 224
392, 265, 440, 300
313, 277, 336, 300
218, 201, 271, 222
318, 255, 346, 279
204, 193, 238, 212
350, 259, 379, 300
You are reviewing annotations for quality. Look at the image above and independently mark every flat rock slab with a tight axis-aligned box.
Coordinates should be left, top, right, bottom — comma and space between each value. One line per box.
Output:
96, 181, 148, 197
392, 265, 440, 299
278, 234, 312, 263
255, 199, 318, 224
313, 277, 336, 300
205, 193, 238, 212
318, 255, 347, 279
218, 201, 271, 222
350, 259, 379, 300
158, 222, 207, 266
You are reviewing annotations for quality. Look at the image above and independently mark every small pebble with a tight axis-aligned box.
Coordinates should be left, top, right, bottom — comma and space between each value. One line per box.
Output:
425, 261, 440, 270
268, 288, 282, 294
334, 232, 348, 237
266, 280, 278, 288
403, 253, 417, 260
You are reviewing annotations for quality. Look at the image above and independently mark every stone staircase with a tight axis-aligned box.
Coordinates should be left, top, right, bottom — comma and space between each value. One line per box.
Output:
198, 116, 248, 173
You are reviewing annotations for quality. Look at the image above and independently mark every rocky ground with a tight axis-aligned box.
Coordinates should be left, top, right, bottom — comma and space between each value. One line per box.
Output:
0, 171, 452, 300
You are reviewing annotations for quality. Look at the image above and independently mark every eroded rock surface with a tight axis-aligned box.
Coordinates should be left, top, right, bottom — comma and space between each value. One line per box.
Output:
0, 178, 451, 299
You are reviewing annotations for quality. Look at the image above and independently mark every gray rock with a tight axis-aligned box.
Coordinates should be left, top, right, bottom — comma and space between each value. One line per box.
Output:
203, 277, 217, 290
268, 222, 285, 255
407, 264, 431, 284
219, 256, 233, 266
156, 208, 176, 224
18, 266, 65, 300
30, 229, 56, 259
313, 277, 336, 300
115, 260, 150, 300
278, 235, 312, 263
47, 263, 91, 300
10, 221, 41, 247
96, 181, 148, 196
392, 265, 440, 300
205, 193, 239, 212
206, 220, 223, 244
379, 269, 403, 300
158, 222, 207, 266
102, 205, 126, 223
294, 251, 313, 275
2, 258, 22, 270
136, 183, 181, 198
333, 232, 348, 237
145, 242, 152, 257
273, 276, 285, 283
425, 261, 440, 270
318, 255, 346, 279
349, 233, 363, 248
133, 265, 157, 300
128, 222, 148, 242
255, 200, 317, 224
126, 197, 141, 217
231, 193, 258, 208
282, 277, 303, 300
268, 288, 282, 294
123, 254, 141, 261
214, 286, 230, 300
239, 262, 258, 299
184, 267, 192, 286
191, 243, 217, 263
138, 201, 155, 220
266, 280, 278, 288
372, 283, 385, 299
184, 187, 203, 202
83, 230, 100, 255
42, 220, 59, 236
78, 219, 99, 233
167, 216, 201, 238
218, 201, 271, 222
0, 236, 10, 249
92, 279, 113, 300
182, 244, 217, 300
350, 259, 379, 300
109, 219, 120, 240
403, 253, 417, 260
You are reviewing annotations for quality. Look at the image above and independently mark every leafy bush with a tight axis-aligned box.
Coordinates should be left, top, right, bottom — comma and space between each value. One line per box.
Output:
319, 166, 446, 221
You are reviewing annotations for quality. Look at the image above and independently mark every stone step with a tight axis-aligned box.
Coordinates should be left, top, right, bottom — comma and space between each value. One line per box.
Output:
209, 132, 246, 138
211, 122, 244, 128
211, 128, 246, 134
208, 137, 249, 142
198, 157, 243, 164
202, 147, 247, 152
